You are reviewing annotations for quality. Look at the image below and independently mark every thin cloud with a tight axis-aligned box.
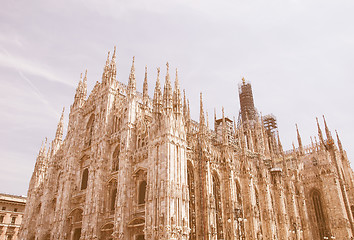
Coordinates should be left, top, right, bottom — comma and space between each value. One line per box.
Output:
0, 47, 74, 88
18, 71, 60, 118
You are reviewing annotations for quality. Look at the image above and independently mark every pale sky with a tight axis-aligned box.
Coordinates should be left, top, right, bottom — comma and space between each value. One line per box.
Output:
1, 0, 354, 196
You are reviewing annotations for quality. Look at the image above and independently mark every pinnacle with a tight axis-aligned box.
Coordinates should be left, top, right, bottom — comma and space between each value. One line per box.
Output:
199, 92, 205, 128
174, 68, 180, 90
323, 115, 332, 139
156, 67, 161, 90
112, 46, 116, 59
143, 65, 149, 101
127, 56, 136, 95
106, 51, 110, 66
165, 62, 171, 85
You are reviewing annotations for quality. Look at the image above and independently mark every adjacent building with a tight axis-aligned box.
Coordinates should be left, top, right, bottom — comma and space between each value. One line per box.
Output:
19, 47, 354, 239
0, 193, 26, 240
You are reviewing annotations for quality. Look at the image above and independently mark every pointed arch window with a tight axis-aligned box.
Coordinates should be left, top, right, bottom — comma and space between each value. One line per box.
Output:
108, 180, 118, 211
212, 173, 224, 239
86, 115, 95, 147
312, 189, 327, 239
112, 146, 120, 172
69, 208, 83, 240
187, 163, 196, 240
100, 223, 114, 240
81, 168, 89, 190
138, 180, 147, 204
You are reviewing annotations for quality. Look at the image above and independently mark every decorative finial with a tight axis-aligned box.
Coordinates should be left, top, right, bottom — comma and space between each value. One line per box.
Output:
166, 62, 169, 72
242, 77, 246, 84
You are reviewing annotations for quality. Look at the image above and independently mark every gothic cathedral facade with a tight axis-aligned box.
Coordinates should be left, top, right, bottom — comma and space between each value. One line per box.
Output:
20, 47, 354, 240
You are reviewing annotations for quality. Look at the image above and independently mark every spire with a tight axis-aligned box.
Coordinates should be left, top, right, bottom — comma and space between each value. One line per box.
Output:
187, 99, 191, 122
277, 133, 283, 154
233, 116, 239, 146
55, 107, 65, 141
109, 46, 117, 83
183, 89, 187, 118
199, 93, 205, 131
162, 62, 173, 112
127, 56, 136, 96
323, 115, 332, 140
206, 111, 209, 131
143, 65, 149, 104
296, 124, 303, 154
73, 72, 84, 108
43, 137, 48, 156
83, 70, 87, 99
336, 130, 344, 155
292, 142, 297, 156
316, 117, 325, 147
314, 136, 319, 151
153, 67, 162, 115
38, 139, 45, 157
102, 51, 110, 84
222, 106, 227, 144
173, 68, 182, 114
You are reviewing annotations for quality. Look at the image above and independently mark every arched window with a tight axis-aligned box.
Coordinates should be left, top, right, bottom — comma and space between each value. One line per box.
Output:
81, 168, 89, 190
69, 208, 83, 240
138, 180, 147, 204
111, 188, 117, 211
73, 228, 81, 240
112, 146, 120, 172
212, 173, 223, 239
86, 115, 95, 147
100, 223, 114, 240
187, 163, 196, 240
108, 180, 117, 211
312, 189, 327, 239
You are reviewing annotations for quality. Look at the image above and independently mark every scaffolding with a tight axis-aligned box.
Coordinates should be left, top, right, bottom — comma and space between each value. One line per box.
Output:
263, 114, 278, 137
238, 79, 257, 123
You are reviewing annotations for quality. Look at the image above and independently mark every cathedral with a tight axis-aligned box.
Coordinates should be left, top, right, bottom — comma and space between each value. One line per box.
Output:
20, 47, 354, 240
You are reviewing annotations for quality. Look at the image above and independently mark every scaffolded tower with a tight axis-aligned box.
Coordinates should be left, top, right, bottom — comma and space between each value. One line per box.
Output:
238, 78, 257, 124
